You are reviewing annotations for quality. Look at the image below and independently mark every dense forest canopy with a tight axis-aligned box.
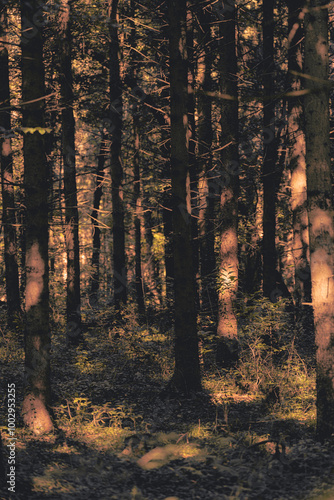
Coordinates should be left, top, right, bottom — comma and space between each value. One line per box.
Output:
1, 0, 334, 498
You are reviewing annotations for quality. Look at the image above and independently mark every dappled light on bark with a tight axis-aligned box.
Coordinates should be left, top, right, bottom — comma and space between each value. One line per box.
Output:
316, 37, 327, 63
309, 208, 334, 238
25, 243, 45, 311
22, 394, 53, 435
304, 0, 334, 440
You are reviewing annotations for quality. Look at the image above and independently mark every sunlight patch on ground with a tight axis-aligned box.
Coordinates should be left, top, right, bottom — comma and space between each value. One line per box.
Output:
211, 391, 260, 405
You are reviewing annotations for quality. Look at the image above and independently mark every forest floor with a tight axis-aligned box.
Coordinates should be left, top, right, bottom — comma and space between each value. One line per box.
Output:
1, 301, 334, 500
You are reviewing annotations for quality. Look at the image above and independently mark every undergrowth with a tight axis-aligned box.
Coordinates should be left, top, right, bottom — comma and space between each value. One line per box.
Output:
1, 296, 331, 500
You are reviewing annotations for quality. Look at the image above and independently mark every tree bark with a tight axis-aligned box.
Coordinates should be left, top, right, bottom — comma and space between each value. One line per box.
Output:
90, 131, 107, 307
59, 0, 82, 345
262, 0, 277, 298
304, 0, 334, 440
130, 0, 145, 317
21, 0, 53, 434
197, 2, 217, 317
108, 0, 127, 309
216, 1, 239, 367
133, 109, 145, 316
143, 208, 162, 306
162, 180, 174, 305
187, 2, 199, 308
168, 0, 201, 393
287, 0, 314, 350
0, 4, 20, 327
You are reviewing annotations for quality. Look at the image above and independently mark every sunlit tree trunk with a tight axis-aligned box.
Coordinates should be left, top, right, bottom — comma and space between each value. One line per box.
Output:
287, 0, 314, 345
108, 0, 127, 309
304, 0, 334, 440
197, 2, 217, 317
216, 1, 239, 366
21, 0, 53, 434
90, 131, 107, 307
168, 0, 201, 393
59, 0, 82, 345
0, 4, 20, 326
262, 0, 277, 298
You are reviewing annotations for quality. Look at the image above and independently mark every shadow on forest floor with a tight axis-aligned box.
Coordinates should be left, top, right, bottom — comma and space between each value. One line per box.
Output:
1, 309, 334, 500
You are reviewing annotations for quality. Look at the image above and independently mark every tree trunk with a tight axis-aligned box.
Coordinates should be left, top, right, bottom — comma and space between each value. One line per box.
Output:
216, 2, 239, 367
108, 0, 127, 309
304, 0, 334, 441
143, 208, 162, 306
21, 0, 53, 434
187, 2, 199, 308
197, 2, 217, 317
59, 0, 82, 345
90, 131, 107, 307
130, 0, 145, 317
168, 0, 201, 393
162, 180, 174, 305
0, 5, 20, 326
287, 0, 314, 352
133, 111, 145, 316
262, 0, 277, 298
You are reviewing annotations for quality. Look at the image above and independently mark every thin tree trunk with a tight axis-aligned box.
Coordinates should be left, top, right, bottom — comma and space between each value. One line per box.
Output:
21, 0, 53, 434
130, 0, 145, 317
168, 0, 201, 393
262, 0, 277, 298
197, 2, 217, 317
108, 0, 127, 309
59, 0, 82, 344
216, 2, 239, 366
242, 176, 263, 296
162, 181, 174, 305
0, 4, 20, 326
133, 112, 145, 316
143, 208, 162, 306
90, 131, 107, 307
304, 0, 334, 440
187, 2, 199, 308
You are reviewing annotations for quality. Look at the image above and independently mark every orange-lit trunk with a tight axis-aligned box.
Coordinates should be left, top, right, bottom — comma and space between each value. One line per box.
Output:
216, 2, 239, 367
21, 0, 53, 434
287, 0, 314, 348
59, 0, 82, 344
197, 3, 217, 317
304, 0, 334, 440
